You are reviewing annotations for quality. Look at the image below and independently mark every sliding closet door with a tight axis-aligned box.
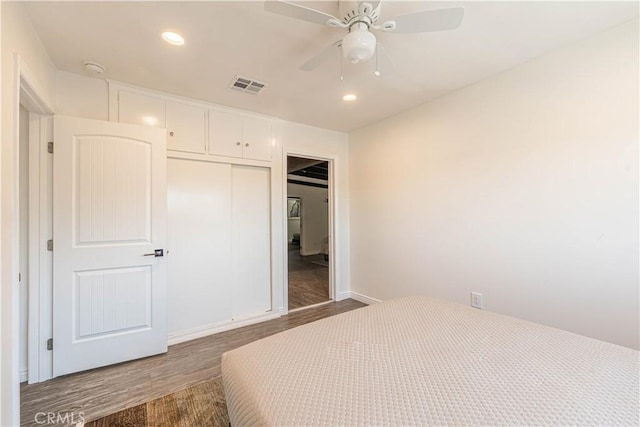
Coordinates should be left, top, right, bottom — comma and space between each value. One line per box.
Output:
231, 166, 272, 319
167, 159, 232, 334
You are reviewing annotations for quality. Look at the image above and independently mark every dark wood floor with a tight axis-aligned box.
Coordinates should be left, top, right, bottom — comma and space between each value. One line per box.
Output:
288, 245, 330, 310
20, 299, 366, 426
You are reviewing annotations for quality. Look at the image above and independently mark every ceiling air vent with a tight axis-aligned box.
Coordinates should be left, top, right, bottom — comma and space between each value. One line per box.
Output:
228, 75, 267, 95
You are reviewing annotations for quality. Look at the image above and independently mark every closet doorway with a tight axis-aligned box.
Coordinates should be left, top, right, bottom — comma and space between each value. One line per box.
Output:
287, 156, 331, 311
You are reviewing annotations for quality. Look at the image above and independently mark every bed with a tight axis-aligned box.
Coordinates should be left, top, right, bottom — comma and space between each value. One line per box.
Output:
221, 296, 639, 426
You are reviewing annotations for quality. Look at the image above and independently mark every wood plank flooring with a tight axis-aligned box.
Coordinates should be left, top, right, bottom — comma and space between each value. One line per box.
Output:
20, 299, 365, 426
85, 378, 229, 427
288, 246, 330, 310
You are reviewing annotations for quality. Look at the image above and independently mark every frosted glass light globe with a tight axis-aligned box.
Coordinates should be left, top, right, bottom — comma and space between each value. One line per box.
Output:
342, 28, 376, 63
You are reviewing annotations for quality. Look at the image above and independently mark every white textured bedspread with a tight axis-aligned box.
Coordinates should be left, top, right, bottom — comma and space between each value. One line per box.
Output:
221, 296, 639, 426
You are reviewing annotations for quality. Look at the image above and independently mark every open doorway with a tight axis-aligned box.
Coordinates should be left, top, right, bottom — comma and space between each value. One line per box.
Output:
287, 156, 331, 310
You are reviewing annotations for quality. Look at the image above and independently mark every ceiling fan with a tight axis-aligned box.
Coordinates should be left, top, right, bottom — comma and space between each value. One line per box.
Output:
264, 1, 464, 74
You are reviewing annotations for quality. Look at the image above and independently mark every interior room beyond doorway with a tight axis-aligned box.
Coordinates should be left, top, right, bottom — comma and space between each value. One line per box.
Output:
287, 156, 331, 310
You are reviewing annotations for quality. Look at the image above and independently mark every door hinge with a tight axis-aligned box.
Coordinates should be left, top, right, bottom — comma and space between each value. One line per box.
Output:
47, 338, 53, 351
18, 273, 21, 283
47, 239, 53, 251
47, 141, 54, 154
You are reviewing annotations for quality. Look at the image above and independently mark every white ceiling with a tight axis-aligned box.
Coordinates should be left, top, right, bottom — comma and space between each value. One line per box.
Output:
24, 1, 638, 132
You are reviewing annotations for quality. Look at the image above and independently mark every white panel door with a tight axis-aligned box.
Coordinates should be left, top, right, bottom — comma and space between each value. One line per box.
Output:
209, 109, 243, 158
242, 117, 272, 161
118, 91, 166, 128
166, 101, 206, 154
167, 159, 232, 333
53, 116, 168, 376
231, 166, 271, 319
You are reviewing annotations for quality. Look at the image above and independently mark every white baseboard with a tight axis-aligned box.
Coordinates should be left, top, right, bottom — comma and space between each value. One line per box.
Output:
168, 312, 282, 346
288, 300, 333, 313
337, 291, 351, 301
345, 291, 381, 305
20, 369, 28, 383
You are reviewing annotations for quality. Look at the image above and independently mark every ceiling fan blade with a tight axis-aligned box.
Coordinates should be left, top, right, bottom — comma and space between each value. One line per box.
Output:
300, 40, 342, 71
382, 7, 464, 33
264, 0, 343, 27
368, 1, 382, 12
374, 42, 395, 77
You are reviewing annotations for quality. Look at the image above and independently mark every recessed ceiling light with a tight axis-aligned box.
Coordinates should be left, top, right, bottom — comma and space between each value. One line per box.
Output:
342, 94, 357, 102
162, 31, 185, 46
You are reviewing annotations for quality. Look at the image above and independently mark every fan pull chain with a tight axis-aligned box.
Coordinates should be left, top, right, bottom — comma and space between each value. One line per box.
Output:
374, 44, 381, 77
340, 45, 344, 81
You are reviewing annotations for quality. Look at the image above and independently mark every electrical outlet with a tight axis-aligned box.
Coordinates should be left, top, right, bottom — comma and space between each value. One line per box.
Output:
471, 292, 483, 309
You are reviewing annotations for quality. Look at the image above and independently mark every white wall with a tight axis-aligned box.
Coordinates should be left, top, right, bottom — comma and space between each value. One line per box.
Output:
287, 183, 329, 255
349, 20, 639, 349
1, 3, 57, 424
56, 71, 108, 120
287, 215, 300, 242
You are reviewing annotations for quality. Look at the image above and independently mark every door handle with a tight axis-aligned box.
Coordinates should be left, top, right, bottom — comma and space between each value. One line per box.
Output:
143, 249, 164, 257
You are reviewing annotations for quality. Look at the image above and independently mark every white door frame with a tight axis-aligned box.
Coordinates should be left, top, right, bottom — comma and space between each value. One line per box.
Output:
282, 151, 336, 312
4, 54, 54, 425
27, 113, 53, 384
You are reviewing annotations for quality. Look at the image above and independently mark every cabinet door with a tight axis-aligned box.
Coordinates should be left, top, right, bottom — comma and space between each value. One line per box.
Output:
118, 91, 166, 128
166, 101, 207, 154
242, 117, 272, 161
209, 110, 243, 158
167, 159, 233, 332
231, 165, 271, 319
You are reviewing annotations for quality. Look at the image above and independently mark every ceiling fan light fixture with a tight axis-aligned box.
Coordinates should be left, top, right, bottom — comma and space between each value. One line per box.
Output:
342, 28, 376, 63
265, 1, 465, 71
342, 93, 357, 102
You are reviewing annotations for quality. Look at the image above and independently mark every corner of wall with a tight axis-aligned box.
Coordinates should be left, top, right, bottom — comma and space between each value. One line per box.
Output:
343, 291, 381, 305
1, 2, 57, 424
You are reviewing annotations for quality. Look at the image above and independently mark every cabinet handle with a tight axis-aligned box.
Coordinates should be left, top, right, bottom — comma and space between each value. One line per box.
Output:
169, 131, 175, 137
245, 143, 249, 147
236, 141, 241, 146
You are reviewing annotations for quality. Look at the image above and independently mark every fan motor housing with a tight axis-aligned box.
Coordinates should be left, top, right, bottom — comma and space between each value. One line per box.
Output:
339, 1, 381, 26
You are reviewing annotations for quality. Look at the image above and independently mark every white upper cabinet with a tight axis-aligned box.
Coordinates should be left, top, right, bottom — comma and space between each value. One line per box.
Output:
243, 117, 273, 162
114, 86, 272, 161
208, 109, 243, 159
119, 91, 166, 128
209, 109, 272, 162
166, 101, 207, 154
117, 91, 206, 154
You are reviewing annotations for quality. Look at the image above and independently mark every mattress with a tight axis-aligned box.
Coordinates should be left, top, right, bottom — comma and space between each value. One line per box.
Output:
221, 296, 639, 426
